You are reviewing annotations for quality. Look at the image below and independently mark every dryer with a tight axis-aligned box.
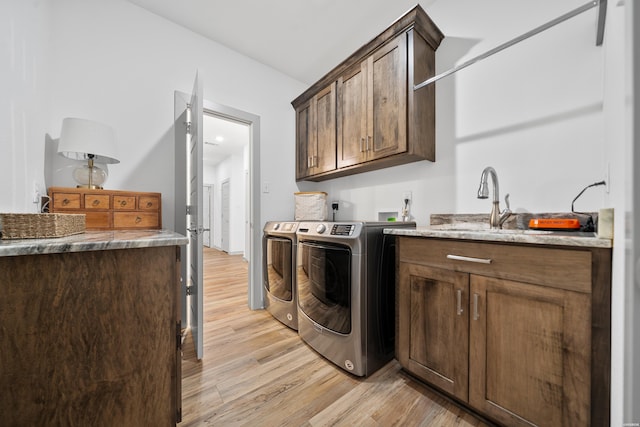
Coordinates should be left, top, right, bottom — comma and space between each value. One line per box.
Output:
262, 221, 299, 330
296, 221, 415, 376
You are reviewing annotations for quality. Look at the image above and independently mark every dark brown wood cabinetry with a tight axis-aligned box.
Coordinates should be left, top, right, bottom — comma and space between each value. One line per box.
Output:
296, 83, 337, 180
292, 5, 443, 181
0, 242, 183, 426
397, 237, 612, 427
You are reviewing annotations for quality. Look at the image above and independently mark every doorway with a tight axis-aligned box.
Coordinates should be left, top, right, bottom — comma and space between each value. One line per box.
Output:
202, 100, 262, 309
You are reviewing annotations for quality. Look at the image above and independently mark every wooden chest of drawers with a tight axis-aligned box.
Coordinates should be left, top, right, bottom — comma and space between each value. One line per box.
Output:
48, 187, 162, 230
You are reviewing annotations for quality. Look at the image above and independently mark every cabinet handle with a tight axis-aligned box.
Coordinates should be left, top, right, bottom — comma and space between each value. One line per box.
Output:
473, 293, 480, 320
360, 137, 365, 153
456, 289, 463, 316
367, 135, 371, 151
446, 254, 492, 264
312, 155, 317, 167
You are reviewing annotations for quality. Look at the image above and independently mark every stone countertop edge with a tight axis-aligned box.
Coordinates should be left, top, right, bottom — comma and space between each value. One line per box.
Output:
0, 229, 189, 257
384, 227, 612, 249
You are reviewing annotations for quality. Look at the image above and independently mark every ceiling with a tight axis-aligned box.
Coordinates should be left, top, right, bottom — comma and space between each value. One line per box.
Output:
126, 0, 438, 167
125, 0, 435, 85
202, 114, 249, 167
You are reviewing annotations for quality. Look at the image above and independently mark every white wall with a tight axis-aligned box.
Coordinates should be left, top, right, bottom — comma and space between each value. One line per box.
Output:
206, 153, 246, 254
1, 1, 51, 213
307, 0, 608, 223
43, 0, 305, 232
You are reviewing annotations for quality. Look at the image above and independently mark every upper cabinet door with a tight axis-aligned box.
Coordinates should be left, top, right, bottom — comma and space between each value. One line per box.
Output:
368, 34, 407, 160
295, 101, 313, 180
338, 34, 407, 167
337, 63, 367, 168
296, 83, 337, 180
314, 83, 337, 174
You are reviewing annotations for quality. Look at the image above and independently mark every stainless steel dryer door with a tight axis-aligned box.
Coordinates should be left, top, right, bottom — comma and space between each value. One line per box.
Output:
297, 241, 351, 334
264, 236, 293, 301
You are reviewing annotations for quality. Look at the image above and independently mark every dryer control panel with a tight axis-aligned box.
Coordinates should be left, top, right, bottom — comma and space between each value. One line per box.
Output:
331, 224, 355, 236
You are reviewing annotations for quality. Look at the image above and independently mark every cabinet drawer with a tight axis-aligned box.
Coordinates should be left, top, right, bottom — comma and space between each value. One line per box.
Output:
52, 193, 80, 210
113, 212, 159, 229
114, 196, 136, 210
398, 237, 592, 293
85, 212, 111, 229
84, 194, 111, 210
138, 196, 160, 211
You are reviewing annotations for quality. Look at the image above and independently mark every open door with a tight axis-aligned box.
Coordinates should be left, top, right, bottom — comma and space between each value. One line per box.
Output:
174, 71, 204, 360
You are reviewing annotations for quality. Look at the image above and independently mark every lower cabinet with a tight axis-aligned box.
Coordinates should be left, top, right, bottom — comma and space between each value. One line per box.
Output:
0, 245, 182, 426
397, 237, 611, 427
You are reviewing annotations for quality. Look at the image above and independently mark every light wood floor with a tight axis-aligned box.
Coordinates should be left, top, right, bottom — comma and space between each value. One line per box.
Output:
180, 247, 491, 426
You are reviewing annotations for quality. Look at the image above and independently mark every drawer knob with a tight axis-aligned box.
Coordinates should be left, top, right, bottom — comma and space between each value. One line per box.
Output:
62, 199, 70, 206
146, 202, 153, 208
135, 216, 142, 223
120, 200, 127, 207
92, 200, 100, 207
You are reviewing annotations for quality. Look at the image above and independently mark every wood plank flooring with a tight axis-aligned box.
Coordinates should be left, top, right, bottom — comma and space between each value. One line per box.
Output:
180, 247, 491, 426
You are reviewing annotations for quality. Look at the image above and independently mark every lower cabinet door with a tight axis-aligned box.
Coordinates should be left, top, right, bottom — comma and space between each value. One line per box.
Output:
398, 262, 469, 402
469, 275, 591, 427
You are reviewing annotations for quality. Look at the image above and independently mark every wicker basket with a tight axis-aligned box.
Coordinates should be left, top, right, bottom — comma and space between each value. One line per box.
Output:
0, 213, 86, 239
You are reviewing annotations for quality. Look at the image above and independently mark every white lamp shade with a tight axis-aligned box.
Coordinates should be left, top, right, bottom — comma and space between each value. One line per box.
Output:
58, 118, 120, 164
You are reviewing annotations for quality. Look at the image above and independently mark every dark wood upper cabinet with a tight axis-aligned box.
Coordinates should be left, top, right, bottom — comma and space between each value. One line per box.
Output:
292, 5, 443, 181
296, 83, 337, 180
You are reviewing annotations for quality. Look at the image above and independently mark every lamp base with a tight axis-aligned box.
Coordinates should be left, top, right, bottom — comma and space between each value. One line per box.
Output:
72, 162, 108, 189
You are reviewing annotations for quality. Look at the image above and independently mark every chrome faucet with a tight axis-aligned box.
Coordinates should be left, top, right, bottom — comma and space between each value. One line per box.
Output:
477, 166, 511, 229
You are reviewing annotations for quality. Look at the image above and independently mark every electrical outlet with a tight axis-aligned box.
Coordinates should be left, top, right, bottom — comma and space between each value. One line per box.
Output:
32, 181, 40, 204
402, 191, 412, 204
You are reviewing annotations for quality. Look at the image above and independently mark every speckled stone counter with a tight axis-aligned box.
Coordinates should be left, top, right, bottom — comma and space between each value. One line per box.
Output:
384, 226, 612, 248
0, 229, 188, 257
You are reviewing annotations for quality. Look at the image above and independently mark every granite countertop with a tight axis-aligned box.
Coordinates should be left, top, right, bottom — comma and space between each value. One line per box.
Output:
0, 229, 189, 257
384, 212, 613, 249
385, 226, 612, 248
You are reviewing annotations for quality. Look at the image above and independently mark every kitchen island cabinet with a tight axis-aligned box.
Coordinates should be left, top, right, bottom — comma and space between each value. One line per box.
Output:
292, 4, 443, 181
395, 235, 612, 427
0, 230, 187, 426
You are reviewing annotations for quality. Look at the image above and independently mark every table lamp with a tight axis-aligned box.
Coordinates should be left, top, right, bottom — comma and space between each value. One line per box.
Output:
57, 118, 120, 189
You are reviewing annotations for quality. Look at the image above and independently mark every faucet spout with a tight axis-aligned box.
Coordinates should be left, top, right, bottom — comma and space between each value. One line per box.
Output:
477, 167, 511, 229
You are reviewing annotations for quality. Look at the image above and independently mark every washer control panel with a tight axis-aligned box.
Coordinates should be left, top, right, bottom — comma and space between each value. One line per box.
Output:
296, 222, 359, 238
330, 224, 355, 236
